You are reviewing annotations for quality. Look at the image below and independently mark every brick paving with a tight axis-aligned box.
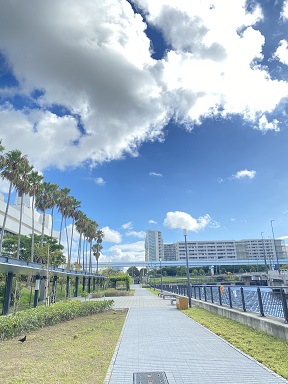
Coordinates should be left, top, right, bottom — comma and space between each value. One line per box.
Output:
104, 285, 288, 384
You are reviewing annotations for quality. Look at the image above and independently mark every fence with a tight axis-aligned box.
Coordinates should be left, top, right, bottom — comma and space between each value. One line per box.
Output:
152, 283, 288, 323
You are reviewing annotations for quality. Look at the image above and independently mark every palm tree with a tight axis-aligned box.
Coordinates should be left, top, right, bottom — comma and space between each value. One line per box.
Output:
15, 162, 33, 259
92, 229, 104, 273
75, 210, 88, 267
86, 220, 98, 273
35, 181, 55, 248
0, 150, 29, 254
48, 183, 59, 238
67, 197, 81, 269
29, 170, 43, 261
57, 187, 70, 245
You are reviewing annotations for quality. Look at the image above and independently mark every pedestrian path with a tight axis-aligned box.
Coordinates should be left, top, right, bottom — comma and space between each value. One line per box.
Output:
104, 285, 288, 384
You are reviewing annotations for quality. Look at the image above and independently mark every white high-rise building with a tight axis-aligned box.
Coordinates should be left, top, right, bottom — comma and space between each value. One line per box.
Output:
176, 239, 286, 263
145, 230, 164, 262
0, 192, 56, 239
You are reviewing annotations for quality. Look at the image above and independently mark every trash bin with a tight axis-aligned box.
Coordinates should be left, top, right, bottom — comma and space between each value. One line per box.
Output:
176, 297, 188, 310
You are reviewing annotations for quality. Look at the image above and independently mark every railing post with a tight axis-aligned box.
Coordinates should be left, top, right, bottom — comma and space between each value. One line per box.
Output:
218, 286, 222, 305
228, 287, 233, 308
210, 286, 214, 303
240, 287, 246, 312
280, 288, 288, 323
204, 286, 207, 301
257, 287, 265, 316
198, 286, 201, 300
194, 286, 196, 299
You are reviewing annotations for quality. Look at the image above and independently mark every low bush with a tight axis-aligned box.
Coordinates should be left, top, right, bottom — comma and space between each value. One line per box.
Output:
0, 299, 113, 341
91, 288, 134, 298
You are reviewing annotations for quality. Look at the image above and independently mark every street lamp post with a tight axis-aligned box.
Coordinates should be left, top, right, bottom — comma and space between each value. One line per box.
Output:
183, 229, 191, 308
261, 232, 268, 273
159, 256, 163, 292
270, 220, 280, 274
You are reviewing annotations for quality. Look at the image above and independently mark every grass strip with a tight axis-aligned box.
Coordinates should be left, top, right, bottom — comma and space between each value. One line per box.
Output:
0, 309, 127, 384
184, 306, 288, 380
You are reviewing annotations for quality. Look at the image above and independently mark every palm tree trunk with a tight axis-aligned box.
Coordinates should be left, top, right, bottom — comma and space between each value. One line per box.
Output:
31, 195, 35, 262
40, 212, 46, 248
16, 194, 24, 259
77, 231, 82, 265
59, 215, 64, 244
69, 218, 75, 269
65, 217, 70, 267
0, 181, 13, 254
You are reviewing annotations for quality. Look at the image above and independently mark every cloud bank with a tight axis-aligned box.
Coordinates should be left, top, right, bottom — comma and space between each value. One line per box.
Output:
0, 0, 287, 171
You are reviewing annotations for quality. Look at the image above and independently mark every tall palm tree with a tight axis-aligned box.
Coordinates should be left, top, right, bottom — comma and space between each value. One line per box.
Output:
35, 181, 55, 248
57, 187, 70, 245
67, 197, 81, 269
47, 183, 59, 238
75, 210, 88, 267
86, 220, 98, 273
29, 170, 43, 262
0, 150, 29, 254
15, 162, 33, 259
92, 230, 104, 273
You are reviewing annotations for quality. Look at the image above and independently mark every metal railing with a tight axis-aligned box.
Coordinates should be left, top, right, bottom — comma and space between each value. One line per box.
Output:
152, 283, 288, 323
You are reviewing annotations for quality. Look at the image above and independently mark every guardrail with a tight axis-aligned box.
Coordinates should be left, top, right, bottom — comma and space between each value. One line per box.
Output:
152, 283, 288, 323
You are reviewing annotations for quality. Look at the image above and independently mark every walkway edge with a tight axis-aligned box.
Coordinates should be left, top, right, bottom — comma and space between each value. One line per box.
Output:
104, 308, 130, 384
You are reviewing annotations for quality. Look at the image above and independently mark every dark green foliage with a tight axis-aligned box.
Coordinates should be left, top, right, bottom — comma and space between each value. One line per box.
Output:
109, 274, 130, 291
2, 233, 65, 266
0, 299, 113, 341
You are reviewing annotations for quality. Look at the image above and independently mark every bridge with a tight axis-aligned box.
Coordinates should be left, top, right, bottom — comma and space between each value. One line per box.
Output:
98, 258, 288, 268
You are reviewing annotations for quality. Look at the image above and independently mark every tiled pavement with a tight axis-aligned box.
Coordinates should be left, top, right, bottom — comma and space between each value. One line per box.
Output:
104, 285, 288, 384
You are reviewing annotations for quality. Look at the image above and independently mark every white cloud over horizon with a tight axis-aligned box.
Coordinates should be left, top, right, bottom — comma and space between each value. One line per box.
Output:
163, 211, 219, 231
218, 169, 256, 183
0, 0, 287, 171
101, 226, 122, 243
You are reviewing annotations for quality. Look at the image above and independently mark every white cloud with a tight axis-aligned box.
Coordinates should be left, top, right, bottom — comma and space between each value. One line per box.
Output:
230, 218, 236, 222
273, 39, 288, 65
105, 241, 145, 262
234, 169, 256, 180
281, 1, 288, 20
121, 221, 133, 230
94, 177, 106, 185
149, 172, 163, 177
101, 226, 122, 243
125, 230, 146, 238
163, 211, 215, 231
218, 169, 256, 183
148, 219, 157, 224
0, 0, 287, 171
257, 115, 280, 132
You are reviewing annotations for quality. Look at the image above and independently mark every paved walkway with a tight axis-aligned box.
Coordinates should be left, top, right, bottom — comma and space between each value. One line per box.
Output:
104, 285, 288, 384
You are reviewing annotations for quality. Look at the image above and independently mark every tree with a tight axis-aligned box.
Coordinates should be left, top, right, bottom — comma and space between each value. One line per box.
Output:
28, 170, 43, 261
35, 182, 56, 247
92, 229, 104, 273
15, 162, 33, 259
75, 210, 88, 266
57, 187, 71, 245
0, 149, 29, 254
126, 266, 140, 277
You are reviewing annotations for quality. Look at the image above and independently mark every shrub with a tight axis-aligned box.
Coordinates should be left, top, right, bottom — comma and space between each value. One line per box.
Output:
0, 299, 113, 341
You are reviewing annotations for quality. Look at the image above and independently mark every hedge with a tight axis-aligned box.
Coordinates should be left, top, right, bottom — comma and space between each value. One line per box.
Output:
0, 299, 113, 341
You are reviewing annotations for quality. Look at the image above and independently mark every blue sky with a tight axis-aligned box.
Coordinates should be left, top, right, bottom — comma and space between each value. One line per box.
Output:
0, 0, 288, 263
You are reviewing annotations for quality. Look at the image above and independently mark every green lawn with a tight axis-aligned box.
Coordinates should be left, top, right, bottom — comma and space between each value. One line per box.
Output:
0, 309, 127, 383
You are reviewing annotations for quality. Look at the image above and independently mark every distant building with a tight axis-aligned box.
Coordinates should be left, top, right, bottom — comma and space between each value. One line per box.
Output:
176, 239, 286, 264
145, 230, 163, 262
0, 192, 56, 239
163, 243, 177, 261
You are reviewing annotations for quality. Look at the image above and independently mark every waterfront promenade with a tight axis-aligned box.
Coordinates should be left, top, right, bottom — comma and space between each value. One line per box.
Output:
104, 285, 287, 384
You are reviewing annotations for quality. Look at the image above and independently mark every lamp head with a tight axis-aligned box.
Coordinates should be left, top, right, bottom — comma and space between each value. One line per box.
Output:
183, 229, 187, 236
